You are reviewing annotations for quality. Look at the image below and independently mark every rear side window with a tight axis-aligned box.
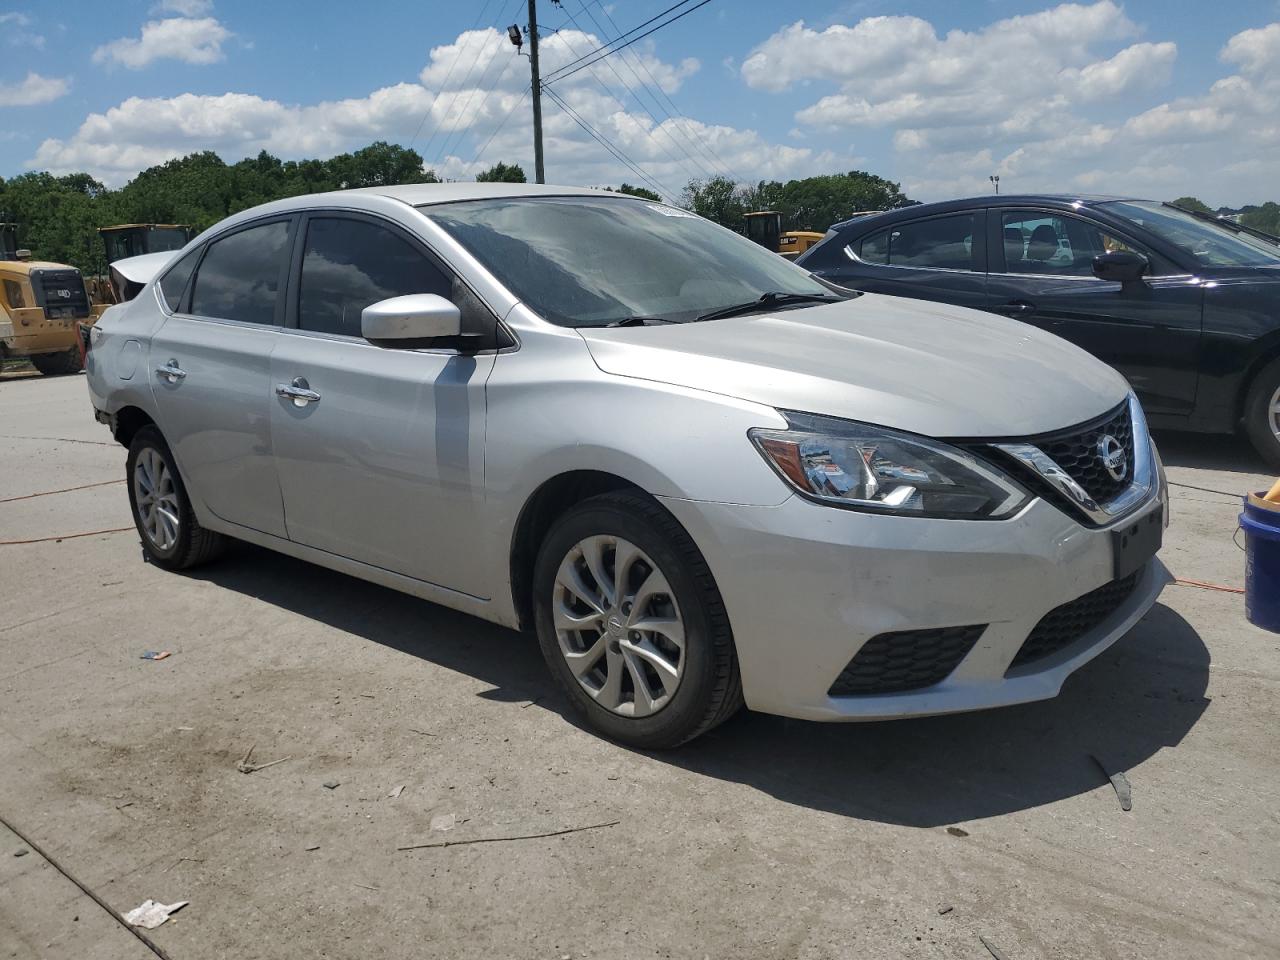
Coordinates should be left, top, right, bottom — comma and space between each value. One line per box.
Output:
859, 214, 975, 270
190, 220, 291, 325
158, 248, 200, 312
297, 218, 452, 336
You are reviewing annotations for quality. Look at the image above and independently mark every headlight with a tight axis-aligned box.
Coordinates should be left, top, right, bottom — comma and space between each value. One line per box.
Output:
750, 411, 1031, 519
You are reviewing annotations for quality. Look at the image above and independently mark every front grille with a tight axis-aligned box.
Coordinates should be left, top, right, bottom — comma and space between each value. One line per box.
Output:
32, 268, 90, 319
1007, 572, 1139, 672
829, 624, 985, 696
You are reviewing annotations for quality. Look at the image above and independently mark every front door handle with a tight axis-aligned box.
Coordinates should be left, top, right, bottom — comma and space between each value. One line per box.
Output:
996, 300, 1035, 316
156, 359, 187, 382
276, 377, 321, 407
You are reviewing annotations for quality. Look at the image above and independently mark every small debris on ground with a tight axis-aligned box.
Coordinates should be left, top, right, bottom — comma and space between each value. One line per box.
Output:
14, 848, 29, 857
937, 905, 953, 915
1091, 754, 1133, 811
521, 697, 541, 709
236, 743, 291, 774
323, 780, 340, 790
946, 826, 969, 837
398, 819, 620, 852
388, 784, 406, 799
430, 813, 456, 832
979, 934, 1010, 959
139, 651, 172, 661
122, 899, 189, 929
305, 845, 320, 852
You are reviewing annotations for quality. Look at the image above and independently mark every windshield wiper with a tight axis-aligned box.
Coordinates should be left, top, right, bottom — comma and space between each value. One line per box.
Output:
601, 315, 669, 327
694, 291, 841, 324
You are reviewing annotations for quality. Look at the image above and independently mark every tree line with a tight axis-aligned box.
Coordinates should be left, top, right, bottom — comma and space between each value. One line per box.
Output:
1171, 196, 1280, 236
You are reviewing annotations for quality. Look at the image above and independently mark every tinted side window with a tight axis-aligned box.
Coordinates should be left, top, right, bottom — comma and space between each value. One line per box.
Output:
158, 248, 200, 312
860, 214, 975, 270
298, 218, 451, 337
190, 220, 291, 325
1000, 212, 1148, 277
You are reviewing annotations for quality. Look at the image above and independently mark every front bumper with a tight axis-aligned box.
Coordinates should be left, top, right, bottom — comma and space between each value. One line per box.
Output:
659, 484, 1169, 722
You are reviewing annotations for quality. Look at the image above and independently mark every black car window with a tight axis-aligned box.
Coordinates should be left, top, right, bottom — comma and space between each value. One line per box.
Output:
158, 247, 200, 312
297, 218, 452, 337
190, 221, 291, 325
858, 214, 975, 270
1000, 212, 1146, 277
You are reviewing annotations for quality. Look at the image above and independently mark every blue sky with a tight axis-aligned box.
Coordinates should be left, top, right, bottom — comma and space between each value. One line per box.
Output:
2, 1, 1278, 205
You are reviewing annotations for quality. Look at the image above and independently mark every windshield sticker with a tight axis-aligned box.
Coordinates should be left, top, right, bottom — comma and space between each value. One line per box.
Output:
646, 204, 697, 218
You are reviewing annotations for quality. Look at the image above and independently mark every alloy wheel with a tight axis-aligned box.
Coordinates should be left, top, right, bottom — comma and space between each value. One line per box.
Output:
552, 535, 685, 717
133, 447, 180, 551
1270, 384, 1280, 443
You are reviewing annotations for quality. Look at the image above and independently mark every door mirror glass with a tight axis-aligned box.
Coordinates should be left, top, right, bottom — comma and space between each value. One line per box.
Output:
361, 293, 461, 343
1092, 250, 1149, 283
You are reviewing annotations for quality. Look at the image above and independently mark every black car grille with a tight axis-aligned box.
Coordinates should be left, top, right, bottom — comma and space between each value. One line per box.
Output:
1039, 402, 1134, 504
829, 625, 986, 696
33, 268, 90, 319
1007, 572, 1139, 672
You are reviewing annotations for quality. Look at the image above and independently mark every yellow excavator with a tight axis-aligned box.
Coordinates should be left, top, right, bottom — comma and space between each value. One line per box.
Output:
1, 223, 106, 376
744, 211, 825, 260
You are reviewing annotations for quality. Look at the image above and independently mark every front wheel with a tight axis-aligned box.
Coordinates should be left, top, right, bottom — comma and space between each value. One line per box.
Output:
1244, 358, 1280, 470
30, 346, 82, 376
533, 491, 742, 749
126, 426, 225, 570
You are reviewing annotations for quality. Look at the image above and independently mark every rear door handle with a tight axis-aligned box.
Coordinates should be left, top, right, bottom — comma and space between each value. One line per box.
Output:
276, 377, 321, 406
156, 359, 187, 382
996, 301, 1035, 316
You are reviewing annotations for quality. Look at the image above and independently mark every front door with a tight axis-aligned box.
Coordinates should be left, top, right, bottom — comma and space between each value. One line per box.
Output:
148, 217, 293, 538
269, 213, 494, 597
985, 208, 1203, 416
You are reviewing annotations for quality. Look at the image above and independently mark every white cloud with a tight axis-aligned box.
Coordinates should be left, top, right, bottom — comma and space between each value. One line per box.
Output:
0, 12, 31, 25
92, 17, 231, 69
0, 71, 70, 106
36, 24, 836, 197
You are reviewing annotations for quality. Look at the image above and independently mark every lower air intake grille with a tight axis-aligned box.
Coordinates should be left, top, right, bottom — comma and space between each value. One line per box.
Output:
829, 625, 986, 696
1007, 572, 1140, 672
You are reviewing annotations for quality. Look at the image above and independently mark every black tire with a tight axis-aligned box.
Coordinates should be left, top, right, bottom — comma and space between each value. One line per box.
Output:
533, 491, 742, 749
30, 346, 82, 376
126, 425, 225, 570
1244, 358, 1280, 470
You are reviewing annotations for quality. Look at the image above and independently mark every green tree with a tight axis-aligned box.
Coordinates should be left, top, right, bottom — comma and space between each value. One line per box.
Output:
608, 183, 662, 201
1170, 196, 1213, 214
681, 175, 746, 231
475, 162, 527, 183
325, 141, 438, 189
1241, 201, 1280, 236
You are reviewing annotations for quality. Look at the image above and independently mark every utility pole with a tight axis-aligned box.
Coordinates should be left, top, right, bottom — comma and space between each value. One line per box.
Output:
528, 0, 545, 183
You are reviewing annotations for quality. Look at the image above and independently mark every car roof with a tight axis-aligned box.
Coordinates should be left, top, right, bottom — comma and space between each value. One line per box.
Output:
834, 194, 1145, 231
314, 182, 630, 207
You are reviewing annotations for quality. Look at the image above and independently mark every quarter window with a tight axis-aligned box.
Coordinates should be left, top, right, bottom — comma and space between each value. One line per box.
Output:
859, 214, 975, 270
1000, 212, 1139, 277
297, 218, 452, 337
190, 220, 291, 325
158, 247, 201, 312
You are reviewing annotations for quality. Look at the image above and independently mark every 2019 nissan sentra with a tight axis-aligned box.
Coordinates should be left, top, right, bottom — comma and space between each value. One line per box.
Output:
797, 195, 1280, 467
86, 184, 1169, 748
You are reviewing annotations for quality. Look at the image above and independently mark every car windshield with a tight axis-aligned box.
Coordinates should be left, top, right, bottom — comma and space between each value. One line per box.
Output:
1101, 200, 1280, 268
421, 195, 834, 327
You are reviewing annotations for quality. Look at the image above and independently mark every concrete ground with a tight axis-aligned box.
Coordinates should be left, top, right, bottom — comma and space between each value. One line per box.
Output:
1, 371, 1277, 960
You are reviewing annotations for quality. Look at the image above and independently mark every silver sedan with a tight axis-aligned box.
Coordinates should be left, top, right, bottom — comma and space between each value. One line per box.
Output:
86, 183, 1169, 747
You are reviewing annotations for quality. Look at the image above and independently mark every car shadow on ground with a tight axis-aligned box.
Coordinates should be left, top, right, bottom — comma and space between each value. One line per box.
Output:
1153, 428, 1271, 477
194, 544, 1210, 828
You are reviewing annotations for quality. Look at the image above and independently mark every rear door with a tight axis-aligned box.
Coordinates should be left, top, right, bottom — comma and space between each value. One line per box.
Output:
269, 212, 495, 597
809, 210, 988, 311
985, 208, 1203, 416
148, 218, 293, 537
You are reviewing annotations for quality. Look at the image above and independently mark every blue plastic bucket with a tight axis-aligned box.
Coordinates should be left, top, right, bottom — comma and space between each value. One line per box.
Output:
1241, 492, 1280, 633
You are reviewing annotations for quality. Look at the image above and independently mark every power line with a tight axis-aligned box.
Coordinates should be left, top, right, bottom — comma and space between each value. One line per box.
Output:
414, 0, 498, 160
470, 87, 530, 169
543, 0, 704, 84
587, 0, 741, 185
549, 4, 715, 184
541, 85, 678, 202
545, 0, 716, 87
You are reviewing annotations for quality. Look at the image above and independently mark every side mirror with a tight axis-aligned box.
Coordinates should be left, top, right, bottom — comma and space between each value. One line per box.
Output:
1092, 251, 1148, 284
361, 294, 461, 344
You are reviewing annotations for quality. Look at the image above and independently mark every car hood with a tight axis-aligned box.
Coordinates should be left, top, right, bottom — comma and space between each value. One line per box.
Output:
577, 293, 1129, 438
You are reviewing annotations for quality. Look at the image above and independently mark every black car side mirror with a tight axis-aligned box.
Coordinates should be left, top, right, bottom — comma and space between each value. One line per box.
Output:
1093, 251, 1149, 284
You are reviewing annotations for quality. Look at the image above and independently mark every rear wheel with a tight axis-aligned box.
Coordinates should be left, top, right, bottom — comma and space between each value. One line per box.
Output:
30, 346, 82, 376
126, 426, 225, 570
533, 491, 742, 749
1244, 358, 1280, 470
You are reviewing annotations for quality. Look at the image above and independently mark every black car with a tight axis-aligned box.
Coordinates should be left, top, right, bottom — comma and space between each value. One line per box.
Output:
797, 195, 1280, 467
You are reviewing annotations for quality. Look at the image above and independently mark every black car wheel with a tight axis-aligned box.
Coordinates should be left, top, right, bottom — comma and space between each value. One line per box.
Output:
126, 426, 226, 570
1244, 358, 1280, 470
